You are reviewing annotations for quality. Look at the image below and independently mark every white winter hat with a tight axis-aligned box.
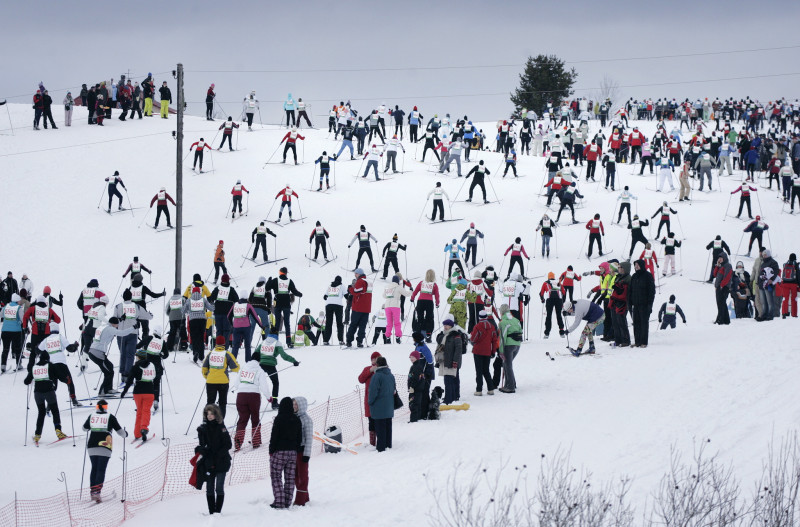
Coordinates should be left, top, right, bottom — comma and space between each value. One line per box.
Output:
49, 322, 59, 332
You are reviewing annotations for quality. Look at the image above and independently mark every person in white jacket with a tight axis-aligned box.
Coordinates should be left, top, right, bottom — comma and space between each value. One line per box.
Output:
439, 137, 464, 177
242, 91, 259, 130
230, 353, 271, 450
20, 274, 33, 297
362, 145, 382, 181
382, 276, 411, 343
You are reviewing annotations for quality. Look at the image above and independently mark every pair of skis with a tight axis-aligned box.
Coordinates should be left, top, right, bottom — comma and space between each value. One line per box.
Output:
313, 431, 360, 454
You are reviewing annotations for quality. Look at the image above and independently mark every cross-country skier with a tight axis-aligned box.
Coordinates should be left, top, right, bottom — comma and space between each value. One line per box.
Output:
230, 351, 270, 450
460, 222, 485, 266
190, 138, 211, 171
149, 187, 176, 228
555, 184, 582, 224
539, 272, 565, 338
705, 235, 731, 282
112, 290, 151, 381
230, 180, 249, 217
503, 149, 518, 177
381, 234, 406, 279
284, 93, 296, 126
731, 179, 757, 219
122, 257, 151, 282
134, 324, 168, 412
209, 275, 238, 349
411, 270, 440, 342
89, 317, 137, 395
615, 186, 636, 225
267, 267, 303, 345
218, 117, 239, 150
322, 276, 345, 345
367, 110, 384, 144
440, 137, 464, 176
383, 135, 405, 174
627, 215, 650, 258
536, 214, 556, 258
408, 106, 423, 142
296, 98, 312, 128
280, 127, 305, 164
205, 83, 215, 120
744, 217, 768, 257
444, 239, 466, 276
82, 400, 127, 502
104, 171, 127, 213
335, 122, 356, 160
504, 237, 530, 280
362, 144, 382, 180
428, 182, 449, 221
348, 225, 378, 272
21, 296, 60, 355
652, 202, 678, 239
119, 348, 161, 442
465, 160, 490, 203
227, 294, 264, 361
25, 351, 68, 445
417, 127, 440, 163
658, 294, 686, 329
656, 157, 676, 192
213, 240, 227, 284
585, 214, 606, 258
275, 184, 298, 222
314, 151, 337, 190
391, 105, 405, 139
345, 269, 373, 347
558, 266, 581, 303
243, 91, 258, 130
254, 334, 298, 409
308, 221, 330, 261
201, 336, 240, 416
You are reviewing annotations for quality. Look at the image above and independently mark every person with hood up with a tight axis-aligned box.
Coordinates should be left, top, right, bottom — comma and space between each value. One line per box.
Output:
609, 261, 631, 347
780, 253, 799, 318
469, 309, 497, 395
230, 351, 270, 450
182, 287, 215, 362
195, 404, 232, 515
368, 356, 396, 452
345, 268, 372, 347
293, 397, 314, 506
283, 93, 296, 126
731, 261, 753, 319
445, 270, 469, 329
757, 249, 781, 321
120, 348, 161, 441
227, 293, 263, 361
713, 252, 733, 325
658, 295, 686, 329
629, 260, 656, 348
165, 288, 186, 351
269, 397, 302, 508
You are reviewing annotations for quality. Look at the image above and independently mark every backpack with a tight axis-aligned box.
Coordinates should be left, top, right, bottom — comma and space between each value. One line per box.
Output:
782, 262, 797, 282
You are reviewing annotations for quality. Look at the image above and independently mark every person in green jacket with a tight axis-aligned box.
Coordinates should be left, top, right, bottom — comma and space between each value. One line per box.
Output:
498, 304, 522, 393
445, 269, 471, 328
255, 333, 299, 409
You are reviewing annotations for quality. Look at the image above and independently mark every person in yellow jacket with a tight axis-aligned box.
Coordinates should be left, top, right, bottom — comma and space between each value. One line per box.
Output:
201, 335, 240, 418
205, 311, 215, 349
183, 273, 212, 299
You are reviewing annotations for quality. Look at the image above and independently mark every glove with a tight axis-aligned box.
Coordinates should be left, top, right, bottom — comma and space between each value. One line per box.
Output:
563, 329, 569, 335
123, 430, 129, 438
302, 455, 310, 463
452, 362, 458, 368
435, 304, 439, 309
147, 270, 152, 274
587, 292, 592, 298
347, 245, 351, 248
58, 293, 63, 302
120, 389, 128, 399
293, 361, 300, 367
122, 274, 125, 278
153, 401, 159, 412
66, 343, 78, 353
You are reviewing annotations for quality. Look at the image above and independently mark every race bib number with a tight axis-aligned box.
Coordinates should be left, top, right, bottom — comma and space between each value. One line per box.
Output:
240, 369, 256, 384
209, 351, 225, 369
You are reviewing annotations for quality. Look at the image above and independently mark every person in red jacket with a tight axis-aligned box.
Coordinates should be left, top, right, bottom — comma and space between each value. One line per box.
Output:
190, 138, 212, 172
503, 237, 530, 280
469, 310, 497, 395
33, 90, 45, 130
22, 296, 62, 352
280, 126, 305, 164
230, 180, 250, 218
149, 187, 176, 228
345, 269, 372, 348
274, 184, 299, 222
628, 127, 645, 163
218, 117, 240, 151
585, 214, 606, 258
730, 180, 757, 219
466, 270, 491, 332
544, 171, 566, 207
584, 140, 601, 181
357, 351, 382, 446
558, 265, 581, 303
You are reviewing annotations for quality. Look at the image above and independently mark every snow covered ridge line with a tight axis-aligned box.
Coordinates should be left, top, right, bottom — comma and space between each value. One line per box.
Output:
0, 378, 409, 527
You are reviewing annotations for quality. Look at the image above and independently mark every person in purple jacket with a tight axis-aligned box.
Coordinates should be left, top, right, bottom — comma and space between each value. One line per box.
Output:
227, 294, 264, 361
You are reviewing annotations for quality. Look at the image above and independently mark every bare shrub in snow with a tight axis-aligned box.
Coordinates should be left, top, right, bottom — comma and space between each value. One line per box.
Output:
745, 434, 800, 527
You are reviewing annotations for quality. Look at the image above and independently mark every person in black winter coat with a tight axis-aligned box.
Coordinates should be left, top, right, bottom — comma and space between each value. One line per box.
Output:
42, 90, 57, 129
407, 350, 428, 422
628, 259, 655, 347
269, 397, 302, 509
196, 404, 232, 515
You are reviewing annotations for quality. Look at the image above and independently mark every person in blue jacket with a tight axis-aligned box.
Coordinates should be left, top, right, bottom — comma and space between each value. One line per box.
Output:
444, 239, 466, 276
407, 106, 423, 142
367, 356, 395, 452
742, 146, 760, 182
283, 93, 296, 127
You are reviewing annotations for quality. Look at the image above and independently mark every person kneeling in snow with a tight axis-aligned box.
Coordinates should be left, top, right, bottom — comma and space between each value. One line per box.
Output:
658, 295, 686, 330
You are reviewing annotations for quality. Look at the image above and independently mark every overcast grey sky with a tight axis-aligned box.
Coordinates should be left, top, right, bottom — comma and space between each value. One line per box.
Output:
4, 0, 799, 121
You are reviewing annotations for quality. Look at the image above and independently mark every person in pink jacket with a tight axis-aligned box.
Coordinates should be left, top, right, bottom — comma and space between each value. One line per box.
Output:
227, 295, 264, 361
382, 275, 412, 344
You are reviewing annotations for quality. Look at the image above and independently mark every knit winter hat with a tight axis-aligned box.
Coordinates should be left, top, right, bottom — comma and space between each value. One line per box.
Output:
370, 351, 382, 360
478, 310, 488, 319
391, 276, 400, 283
499, 304, 509, 315
215, 335, 226, 346
442, 318, 454, 327
193, 273, 201, 282
409, 351, 421, 360
221, 274, 230, 283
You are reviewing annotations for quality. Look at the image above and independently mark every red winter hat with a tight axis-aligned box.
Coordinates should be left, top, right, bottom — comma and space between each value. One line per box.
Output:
470, 222, 475, 228
370, 351, 381, 360
215, 335, 225, 345
413, 106, 417, 110
219, 240, 224, 245
409, 351, 421, 360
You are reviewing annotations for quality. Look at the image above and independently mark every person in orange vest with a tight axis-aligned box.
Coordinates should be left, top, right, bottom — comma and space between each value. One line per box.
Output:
213, 241, 227, 285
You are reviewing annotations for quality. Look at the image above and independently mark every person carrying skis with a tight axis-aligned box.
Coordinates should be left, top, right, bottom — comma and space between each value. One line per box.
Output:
460, 222, 485, 267
616, 187, 637, 225
348, 225, 378, 272
25, 350, 68, 445
149, 187, 176, 228
230, 180, 249, 218
381, 234, 406, 280
651, 202, 677, 239
730, 179, 757, 220
308, 221, 330, 261
558, 266, 581, 303
119, 348, 161, 442
104, 171, 127, 213
627, 214, 650, 258
280, 126, 305, 165
465, 160, 490, 203
411, 270, 440, 342
562, 300, 604, 356
504, 237, 530, 280
314, 151, 337, 190
444, 239, 466, 276
658, 294, 686, 329
267, 267, 303, 344
362, 144, 383, 181
540, 272, 565, 338
275, 184, 298, 222
217, 117, 239, 151
190, 138, 212, 171
242, 91, 258, 130
428, 182, 449, 222
585, 214, 606, 258
743, 216, 768, 257
555, 183, 582, 224
82, 400, 127, 502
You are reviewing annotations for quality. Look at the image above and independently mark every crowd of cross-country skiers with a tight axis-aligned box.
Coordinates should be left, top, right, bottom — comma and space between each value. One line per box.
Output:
9, 80, 800, 515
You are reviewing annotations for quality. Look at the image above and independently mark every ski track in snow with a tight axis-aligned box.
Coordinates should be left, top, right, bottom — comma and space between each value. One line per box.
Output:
0, 104, 798, 524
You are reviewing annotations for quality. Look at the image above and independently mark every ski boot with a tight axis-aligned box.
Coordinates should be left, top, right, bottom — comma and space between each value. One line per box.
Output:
141, 429, 148, 442
569, 347, 582, 357
33, 434, 41, 445
383, 336, 391, 344
56, 429, 67, 440
71, 398, 83, 407
585, 345, 596, 355
395, 338, 402, 344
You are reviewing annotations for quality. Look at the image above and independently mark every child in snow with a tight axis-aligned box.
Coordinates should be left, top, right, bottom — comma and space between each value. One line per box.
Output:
658, 294, 686, 329
371, 304, 389, 345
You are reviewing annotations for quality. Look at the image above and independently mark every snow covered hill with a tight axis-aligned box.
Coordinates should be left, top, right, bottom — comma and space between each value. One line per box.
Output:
0, 103, 797, 525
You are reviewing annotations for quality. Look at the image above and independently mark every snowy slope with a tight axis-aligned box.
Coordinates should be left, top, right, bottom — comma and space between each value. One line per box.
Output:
0, 103, 798, 525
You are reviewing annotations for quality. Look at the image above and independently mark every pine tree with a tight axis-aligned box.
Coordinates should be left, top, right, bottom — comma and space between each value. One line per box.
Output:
510, 55, 578, 115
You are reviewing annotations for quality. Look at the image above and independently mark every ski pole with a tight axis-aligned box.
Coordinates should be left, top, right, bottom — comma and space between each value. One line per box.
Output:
121, 427, 128, 503
67, 386, 77, 446
161, 365, 178, 415
224, 197, 233, 219
123, 188, 135, 218
309, 164, 317, 190
184, 384, 206, 435
136, 205, 153, 229
79, 431, 89, 499
722, 193, 733, 221
264, 198, 277, 222
297, 199, 305, 222
417, 196, 430, 222
241, 241, 255, 268
110, 276, 125, 312
24, 383, 31, 446
96, 185, 106, 209
262, 143, 282, 168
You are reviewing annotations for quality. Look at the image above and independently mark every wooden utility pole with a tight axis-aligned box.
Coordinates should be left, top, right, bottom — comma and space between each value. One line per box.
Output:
175, 64, 184, 290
